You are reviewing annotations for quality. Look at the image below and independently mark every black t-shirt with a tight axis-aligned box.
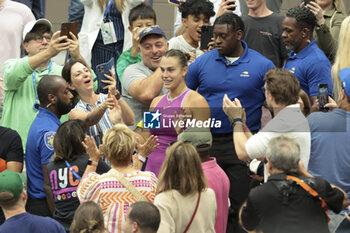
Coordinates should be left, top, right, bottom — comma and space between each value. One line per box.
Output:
0, 127, 23, 225
0, 126, 23, 170
242, 13, 287, 68
241, 172, 344, 233
47, 155, 110, 230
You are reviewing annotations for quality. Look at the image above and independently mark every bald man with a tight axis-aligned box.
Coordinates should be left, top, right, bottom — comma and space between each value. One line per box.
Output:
25, 75, 73, 217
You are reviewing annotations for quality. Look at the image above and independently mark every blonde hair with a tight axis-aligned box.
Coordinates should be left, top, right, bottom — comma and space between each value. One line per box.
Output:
97, 0, 127, 14
102, 124, 135, 166
331, 16, 350, 101
157, 141, 207, 195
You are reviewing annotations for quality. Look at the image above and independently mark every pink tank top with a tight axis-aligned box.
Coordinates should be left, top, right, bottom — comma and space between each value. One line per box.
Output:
147, 89, 191, 176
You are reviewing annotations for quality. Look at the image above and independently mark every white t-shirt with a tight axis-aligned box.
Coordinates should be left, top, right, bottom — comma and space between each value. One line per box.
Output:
168, 35, 204, 57
245, 104, 311, 178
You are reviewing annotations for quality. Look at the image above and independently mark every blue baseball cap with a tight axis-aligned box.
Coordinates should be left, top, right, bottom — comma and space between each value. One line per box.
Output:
339, 68, 350, 97
139, 26, 167, 43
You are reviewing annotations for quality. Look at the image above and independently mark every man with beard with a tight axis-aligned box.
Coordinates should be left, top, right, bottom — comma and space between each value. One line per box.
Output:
25, 75, 74, 217
282, 6, 332, 103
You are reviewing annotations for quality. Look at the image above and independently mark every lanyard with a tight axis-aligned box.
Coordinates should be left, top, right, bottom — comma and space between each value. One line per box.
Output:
32, 60, 53, 110
65, 160, 82, 181
103, 0, 113, 22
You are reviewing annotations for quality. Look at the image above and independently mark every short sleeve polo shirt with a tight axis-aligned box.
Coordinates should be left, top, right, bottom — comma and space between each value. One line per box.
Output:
186, 41, 275, 133
26, 107, 61, 199
283, 39, 332, 97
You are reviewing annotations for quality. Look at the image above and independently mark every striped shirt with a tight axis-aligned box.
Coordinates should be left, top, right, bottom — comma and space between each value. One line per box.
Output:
72, 94, 113, 146
77, 170, 157, 233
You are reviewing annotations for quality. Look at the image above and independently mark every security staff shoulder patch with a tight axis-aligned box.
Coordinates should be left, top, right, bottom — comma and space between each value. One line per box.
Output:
44, 131, 56, 150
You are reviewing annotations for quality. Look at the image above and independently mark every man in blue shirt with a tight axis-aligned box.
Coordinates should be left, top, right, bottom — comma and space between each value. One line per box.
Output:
307, 68, 350, 232
186, 12, 274, 233
0, 169, 65, 233
25, 75, 74, 217
282, 6, 332, 103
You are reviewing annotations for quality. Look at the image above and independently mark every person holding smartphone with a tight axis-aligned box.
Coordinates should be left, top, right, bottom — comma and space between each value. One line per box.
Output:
61, 58, 135, 162
1, 19, 82, 153
168, 0, 215, 59
307, 68, 350, 233
174, 0, 241, 36
303, 0, 346, 62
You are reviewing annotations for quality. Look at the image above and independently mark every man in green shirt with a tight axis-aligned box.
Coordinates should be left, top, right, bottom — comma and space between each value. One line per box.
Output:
1, 18, 83, 149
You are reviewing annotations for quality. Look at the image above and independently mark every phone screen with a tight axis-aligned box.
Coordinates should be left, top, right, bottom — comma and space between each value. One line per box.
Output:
318, 84, 329, 111
200, 25, 213, 50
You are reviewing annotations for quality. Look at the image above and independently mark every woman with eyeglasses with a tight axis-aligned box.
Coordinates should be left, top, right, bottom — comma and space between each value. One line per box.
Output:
145, 49, 210, 176
154, 141, 217, 233
45, 120, 110, 232
62, 58, 135, 164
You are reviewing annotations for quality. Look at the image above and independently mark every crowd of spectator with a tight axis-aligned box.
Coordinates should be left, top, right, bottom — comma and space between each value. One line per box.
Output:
1, 0, 350, 233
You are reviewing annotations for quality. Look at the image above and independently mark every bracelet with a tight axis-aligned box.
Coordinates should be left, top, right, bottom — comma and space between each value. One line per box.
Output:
87, 160, 98, 167
233, 121, 245, 128
138, 154, 146, 163
114, 92, 121, 101
231, 118, 243, 128
117, 97, 123, 102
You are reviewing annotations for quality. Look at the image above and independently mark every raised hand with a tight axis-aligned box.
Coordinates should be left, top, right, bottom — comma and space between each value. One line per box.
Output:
82, 136, 102, 162
304, 1, 325, 26
101, 69, 117, 94
174, 108, 192, 134
46, 31, 70, 57
216, 0, 237, 18
109, 92, 122, 124
67, 32, 80, 59
222, 94, 243, 121
137, 135, 159, 158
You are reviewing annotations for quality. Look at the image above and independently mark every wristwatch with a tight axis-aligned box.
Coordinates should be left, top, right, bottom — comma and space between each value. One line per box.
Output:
138, 155, 146, 163
87, 160, 98, 167
231, 118, 243, 128
316, 23, 329, 33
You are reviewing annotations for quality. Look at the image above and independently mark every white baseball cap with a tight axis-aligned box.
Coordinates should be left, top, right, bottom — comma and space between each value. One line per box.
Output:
23, 18, 52, 41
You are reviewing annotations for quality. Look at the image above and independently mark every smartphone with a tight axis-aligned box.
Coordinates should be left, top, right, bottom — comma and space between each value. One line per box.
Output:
168, 0, 181, 6
200, 25, 213, 50
303, 0, 315, 5
60, 21, 79, 40
318, 84, 329, 111
226, 0, 236, 11
95, 57, 115, 94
